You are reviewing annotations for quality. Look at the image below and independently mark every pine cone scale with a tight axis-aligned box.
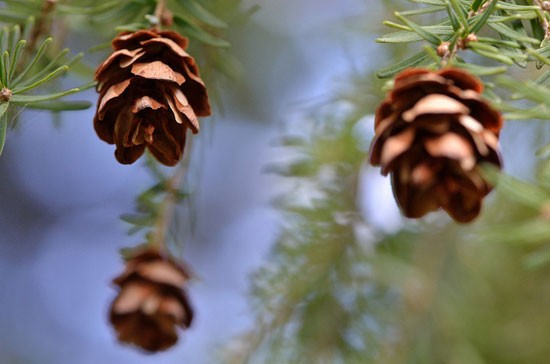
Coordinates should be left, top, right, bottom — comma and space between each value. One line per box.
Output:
379, 128, 415, 174
402, 94, 470, 122
132, 95, 164, 113
97, 79, 131, 117
115, 145, 145, 165
148, 131, 185, 166
167, 87, 200, 132
141, 36, 189, 57
424, 133, 475, 169
130, 61, 186, 84
392, 162, 439, 217
438, 68, 484, 93
459, 95, 502, 133
112, 281, 154, 313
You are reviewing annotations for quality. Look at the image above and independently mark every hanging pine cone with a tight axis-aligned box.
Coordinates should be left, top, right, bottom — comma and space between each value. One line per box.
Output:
369, 68, 503, 223
94, 29, 210, 166
109, 247, 193, 352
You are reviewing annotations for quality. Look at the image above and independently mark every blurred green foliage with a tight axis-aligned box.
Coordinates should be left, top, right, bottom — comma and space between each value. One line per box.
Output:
224, 1, 550, 363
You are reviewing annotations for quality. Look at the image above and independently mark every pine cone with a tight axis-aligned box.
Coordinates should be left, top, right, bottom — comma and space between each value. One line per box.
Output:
94, 29, 210, 166
109, 247, 193, 352
369, 68, 503, 223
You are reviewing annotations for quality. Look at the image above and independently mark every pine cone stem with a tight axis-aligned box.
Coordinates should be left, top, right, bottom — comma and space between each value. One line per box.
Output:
437, 3, 492, 65
154, 0, 166, 17
154, 0, 172, 28
150, 144, 190, 250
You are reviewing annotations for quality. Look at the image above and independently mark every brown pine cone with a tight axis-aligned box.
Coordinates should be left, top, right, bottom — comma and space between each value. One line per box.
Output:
109, 247, 193, 352
94, 29, 210, 166
369, 68, 503, 223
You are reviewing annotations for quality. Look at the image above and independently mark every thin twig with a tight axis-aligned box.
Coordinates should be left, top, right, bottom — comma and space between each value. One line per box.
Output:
534, 0, 550, 39
26, 0, 56, 56
150, 147, 189, 251
154, 0, 166, 20
440, 0, 492, 66
153, 0, 173, 29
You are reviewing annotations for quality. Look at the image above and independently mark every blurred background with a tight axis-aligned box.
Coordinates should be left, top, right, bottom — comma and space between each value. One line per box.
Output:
2, 0, 550, 363
0, 0, 372, 362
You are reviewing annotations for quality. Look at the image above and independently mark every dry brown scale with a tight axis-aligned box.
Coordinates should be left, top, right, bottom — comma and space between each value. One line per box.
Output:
370, 68, 503, 223
109, 247, 193, 352
93, 29, 211, 166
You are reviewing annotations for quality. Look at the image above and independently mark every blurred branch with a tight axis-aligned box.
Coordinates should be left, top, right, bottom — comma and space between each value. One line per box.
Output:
223, 95, 395, 363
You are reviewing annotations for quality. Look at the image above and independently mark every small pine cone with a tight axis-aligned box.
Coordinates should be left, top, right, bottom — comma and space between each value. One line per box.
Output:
109, 247, 193, 352
369, 68, 503, 223
94, 29, 211, 166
